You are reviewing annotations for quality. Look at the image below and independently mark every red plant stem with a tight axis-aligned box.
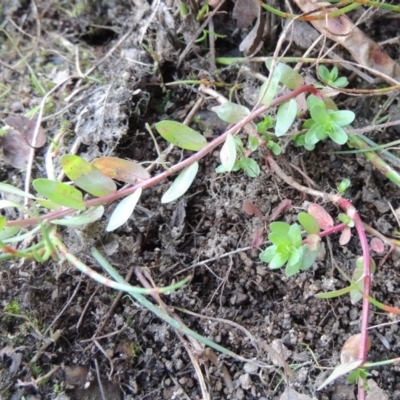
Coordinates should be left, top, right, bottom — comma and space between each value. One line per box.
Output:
319, 222, 347, 237
7, 85, 319, 228
265, 154, 371, 398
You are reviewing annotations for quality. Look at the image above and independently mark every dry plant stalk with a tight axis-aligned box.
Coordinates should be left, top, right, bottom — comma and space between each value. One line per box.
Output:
293, 0, 400, 83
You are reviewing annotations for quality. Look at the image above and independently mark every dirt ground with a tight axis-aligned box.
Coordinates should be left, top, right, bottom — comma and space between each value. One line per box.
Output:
1, 1, 400, 399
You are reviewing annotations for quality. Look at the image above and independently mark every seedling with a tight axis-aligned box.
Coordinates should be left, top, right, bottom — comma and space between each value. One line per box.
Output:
317, 65, 349, 88
337, 178, 351, 195
259, 214, 321, 277
298, 94, 355, 150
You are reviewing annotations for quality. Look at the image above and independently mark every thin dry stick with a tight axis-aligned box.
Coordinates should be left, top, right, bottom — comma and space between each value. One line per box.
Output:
94, 340, 114, 379
76, 286, 101, 330
17, 365, 60, 390
208, 17, 216, 68
94, 358, 107, 400
135, 268, 210, 399
43, 277, 82, 337
177, 307, 260, 355
82, 265, 135, 352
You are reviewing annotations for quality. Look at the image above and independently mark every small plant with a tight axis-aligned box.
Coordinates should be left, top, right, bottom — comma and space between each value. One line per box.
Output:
337, 178, 351, 195
259, 214, 321, 276
318, 65, 349, 88
5, 300, 21, 314
297, 94, 355, 150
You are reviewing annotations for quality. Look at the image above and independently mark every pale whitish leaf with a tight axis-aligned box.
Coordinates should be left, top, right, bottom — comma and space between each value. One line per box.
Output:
275, 99, 297, 136
317, 360, 362, 391
0, 226, 20, 241
0, 199, 24, 210
266, 60, 304, 89
51, 206, 104, 226
212, 102, 250, 124
106, 188, 142, 232
0, 183, 36, 199
2, 225, 41, 244
259, 69, 281, 107
220, 134, 236, 172
162, 162, 198, 204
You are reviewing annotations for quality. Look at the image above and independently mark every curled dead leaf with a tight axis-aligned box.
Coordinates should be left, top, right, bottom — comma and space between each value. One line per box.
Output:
340, 333, 371, 364
1, 116, 46, 169
292, 0, 400, 83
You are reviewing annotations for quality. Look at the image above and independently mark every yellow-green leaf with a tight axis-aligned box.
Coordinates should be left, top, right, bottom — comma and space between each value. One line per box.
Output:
156, 121, 207, 151
61, 155, 117, 197
33, 179, 85, 210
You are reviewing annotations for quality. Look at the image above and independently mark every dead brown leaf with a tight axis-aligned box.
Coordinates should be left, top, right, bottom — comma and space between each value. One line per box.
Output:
1, 116, 46, 169
292, 0, 400, 83
233, 0, 259, 29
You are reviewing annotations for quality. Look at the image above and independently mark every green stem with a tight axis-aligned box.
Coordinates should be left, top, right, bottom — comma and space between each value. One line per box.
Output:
347, 134, 400, 187
90, 247, 270, 367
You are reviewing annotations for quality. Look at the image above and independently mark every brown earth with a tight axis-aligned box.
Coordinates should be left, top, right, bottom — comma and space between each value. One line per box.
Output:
1, 1, 400, 400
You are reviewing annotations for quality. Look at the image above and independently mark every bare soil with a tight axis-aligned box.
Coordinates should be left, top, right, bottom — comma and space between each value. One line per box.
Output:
1, 1, 400, 400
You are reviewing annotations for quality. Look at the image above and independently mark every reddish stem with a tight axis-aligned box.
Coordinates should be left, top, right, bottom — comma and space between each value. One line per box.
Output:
265, 154, 371, 399
7, 85, 319, 228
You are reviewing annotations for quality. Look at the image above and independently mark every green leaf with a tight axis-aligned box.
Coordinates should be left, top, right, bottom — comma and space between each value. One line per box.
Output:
288, 223, 302, 247
52, 206, 105, 226
316, 286, 352, 299
33, 179, 85, 210
259, 69, 281, 107
257, 116, 275, 133
161, 162, 198, 203
329, 110, 355, 126
286, 250, 301, 276
106, 188, 142, 232
330, 66, 338, 81
248, 135, 259, 152
0, 226, 20, 241
215, 164, 228, 173
305, 123, 326, 145
275, 99, 297, 137
270, 221, 290, 235
0, 182, 36, 199
240, 157, 260, 178
269, 232, 291, 246
307, 95, 325, 110
337, 178, 351, 194
92, 157, 150, 184
329, 125, 348, 145
350, 257, 376, 304
220, 133, 237, 172
212, 102, 250, 123
318, 65, 331, 83
156, 121, 207, 151
0, 216, 6, 230
300, 244, 320, 270
333, 77, 349, 88
259, 245, 277, 263
37, 199, 62, 211
310, 105, 330, 124
61, 155, 117, 197
268, 141, 282, 155
317, 360, 362, 391
298, 213, 320, 234
266, 61, 304, 89
288, 246, 300, 266
269, 252, 289, 269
